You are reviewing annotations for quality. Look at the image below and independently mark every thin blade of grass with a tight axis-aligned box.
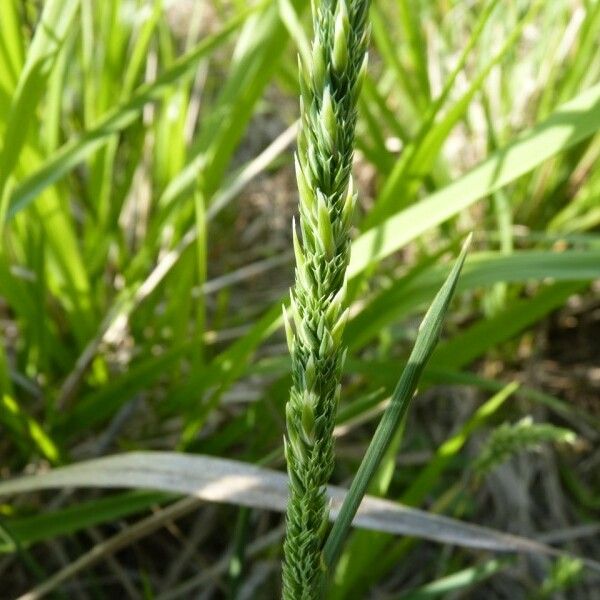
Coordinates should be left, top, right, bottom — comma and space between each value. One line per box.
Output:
0, 394, 60, 464
0, 0, 25, 95
6, 3, 260, 218
347, 248, 600, 349
1, 491, 166, 552
394, 559, 509, 600
403, 383, 519, 506
396, 0, 430, 105
0, 0, 80, 223
0, 451, 590, 567
349, 82, 600, 278
322, 235, 471, 573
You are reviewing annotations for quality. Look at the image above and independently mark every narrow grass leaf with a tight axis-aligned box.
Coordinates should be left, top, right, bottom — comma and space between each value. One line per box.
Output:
431, 282, 584, 370
349, 82, 600, 277
0, 0, 25, 94
0, 0, 79, 223
6, 4, 259, 218
0, 451, 592, 568
322, 235, 471, 573
347, 249, 600, 349
1, 491, 166, 552
394, 559, 508, 600
402, 382, 519, 507
0, 394, 60, 464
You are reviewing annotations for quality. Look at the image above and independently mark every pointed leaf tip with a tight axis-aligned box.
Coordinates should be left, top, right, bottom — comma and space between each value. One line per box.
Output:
322, 234, 472, 571
461, 231, 474, 255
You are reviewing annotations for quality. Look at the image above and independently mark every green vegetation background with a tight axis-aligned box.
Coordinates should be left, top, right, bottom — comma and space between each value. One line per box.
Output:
0, 0, 599, 597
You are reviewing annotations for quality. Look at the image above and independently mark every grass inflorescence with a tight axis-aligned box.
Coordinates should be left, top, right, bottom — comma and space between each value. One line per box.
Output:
282, 1, 370, 597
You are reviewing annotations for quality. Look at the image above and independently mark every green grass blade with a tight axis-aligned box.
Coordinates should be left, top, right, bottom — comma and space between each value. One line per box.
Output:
394, 559, 508, 600
321, 235, 471, 574
0, 451, 586, 568
370, 4, 420, 118
396, 0, 430, 105
0, 0, 25, 93
0, 0, 80, 223
347, 248, 600, 350
277, 0, 310, 65
1, 491, 166, 551
0, 394, 61, 464
402, 383, 519, 506
6, 4, 258, 218
349, 82, 600, 278
557, 2, 600, 104
430, 282, 584, 370
193, 184, 208, 365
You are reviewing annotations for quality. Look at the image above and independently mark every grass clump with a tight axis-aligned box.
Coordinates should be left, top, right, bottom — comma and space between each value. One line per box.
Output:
1, 1, 600, 597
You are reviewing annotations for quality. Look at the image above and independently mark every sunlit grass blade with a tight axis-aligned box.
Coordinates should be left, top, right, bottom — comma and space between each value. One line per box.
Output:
0, 0, 24, 95
349, 81, 600, 278
369, 4, 420, 121
0, 394, 60, 464
6, 3, 260, 218
405, 383, 519, 505
0, 0, 79, 224
396, 0, 430, 104
0, 450, 588, 569
395, 559, 509, 600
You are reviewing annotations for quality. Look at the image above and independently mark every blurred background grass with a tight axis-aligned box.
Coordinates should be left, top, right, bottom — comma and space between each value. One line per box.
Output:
0, 0, 599, 597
